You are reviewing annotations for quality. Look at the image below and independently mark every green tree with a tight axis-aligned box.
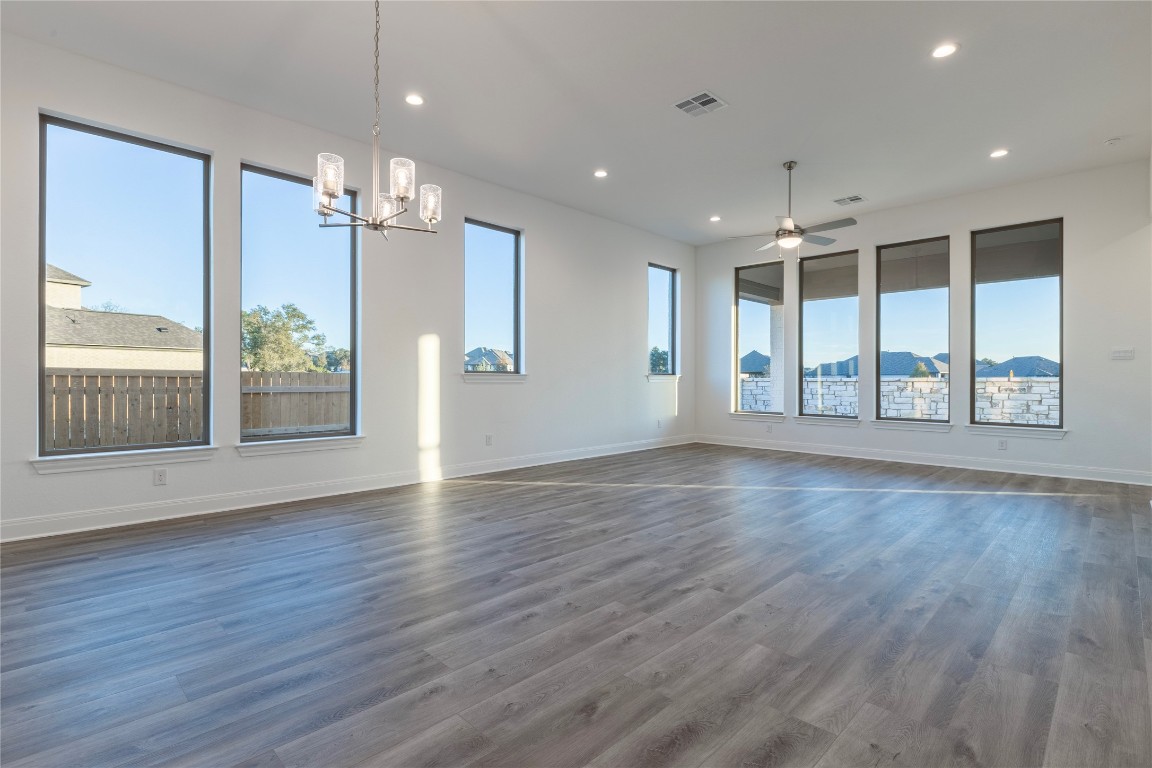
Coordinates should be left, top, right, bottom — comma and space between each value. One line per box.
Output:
910, 361, 931, 378
325, 348, 351, 372
978, 357, 998, 367
241, 303, 327, 372
649, 346, 669, 374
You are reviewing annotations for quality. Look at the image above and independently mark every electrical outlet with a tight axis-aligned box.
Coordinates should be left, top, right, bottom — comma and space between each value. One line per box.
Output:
766, 424, 773, 434
153, 468, 168, 486
657, 419, 663, 429
484, 434, 493, 447
997, 439, 1007, 451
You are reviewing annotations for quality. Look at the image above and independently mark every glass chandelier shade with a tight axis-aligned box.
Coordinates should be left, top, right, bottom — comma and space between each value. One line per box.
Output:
378, 193, 400, 221
389, 158, 415, 201
316, 153, 344, 198
419, 184, 442, 224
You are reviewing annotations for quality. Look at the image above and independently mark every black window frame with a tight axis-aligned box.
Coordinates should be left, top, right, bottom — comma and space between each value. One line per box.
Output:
463, 218, 523, 375
734, 260, 784, 414
875, 235, 951, 424
970, 218, 1064, 429
798, 249, 860, 419
39, 114, 212, 456
647, 263, 678, 375
239, 163, 359, 442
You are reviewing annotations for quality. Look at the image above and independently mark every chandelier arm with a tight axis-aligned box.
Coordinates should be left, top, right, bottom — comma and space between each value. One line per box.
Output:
322, 204, 371, 223
386, 223, 438, 234
320, 222, 366, 228
378, 207, 408, 224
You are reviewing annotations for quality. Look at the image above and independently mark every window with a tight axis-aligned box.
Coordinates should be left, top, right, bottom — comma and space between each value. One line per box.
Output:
464, 219, 521, 373
972, 219, 1062, 427
877, 237, 950, 422
40, 117, 210, 455
648, 264, 676, 374
735, 262, 784, 413
799, 251, 859, 417
241, 166, 357, 440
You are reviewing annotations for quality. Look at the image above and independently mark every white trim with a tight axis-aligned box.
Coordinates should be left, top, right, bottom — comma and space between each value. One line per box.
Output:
729, 412, 786, 423
2, 467, 421, 542
965, 424, 1067, 440
235, 435, 365, 457
695, 434, 1150, 486
31, 445, 218, 475
872, 420, 953, 433
794, 416, 862, 428
460, 373, 528, 383
441, 434, 695, 479
646, 374, 681, 382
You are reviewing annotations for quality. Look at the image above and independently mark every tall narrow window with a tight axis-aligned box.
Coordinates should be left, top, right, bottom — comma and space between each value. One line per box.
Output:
972, 219, 1062, 427
464, 219, 521, 373
799, 251, 859, 417
877, 237, 950, 422
241, 166, 357, 440
40, 117, 210, 455
648, 264, 676, 374
735, 262, 783, 413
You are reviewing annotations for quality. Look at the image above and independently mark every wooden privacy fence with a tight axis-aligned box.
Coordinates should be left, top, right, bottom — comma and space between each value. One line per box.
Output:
42, 369, 351, 451
43, 369, 204, 451
240, 371, 350, 437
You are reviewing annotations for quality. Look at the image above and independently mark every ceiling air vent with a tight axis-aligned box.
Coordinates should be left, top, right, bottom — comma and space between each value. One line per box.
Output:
674, 92, 727, 117
833, 195, 866, 206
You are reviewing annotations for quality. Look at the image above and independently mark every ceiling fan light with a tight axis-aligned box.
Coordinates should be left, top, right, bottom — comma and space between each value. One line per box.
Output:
777, 233, 803, 249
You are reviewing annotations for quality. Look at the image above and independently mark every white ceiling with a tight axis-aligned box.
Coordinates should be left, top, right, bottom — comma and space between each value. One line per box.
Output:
3, 1, 1149, 246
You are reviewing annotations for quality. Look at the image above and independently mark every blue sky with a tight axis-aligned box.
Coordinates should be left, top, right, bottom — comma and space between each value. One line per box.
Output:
647, 266, 673, 353
242, 169, 353, 349
464, 222, 517, 354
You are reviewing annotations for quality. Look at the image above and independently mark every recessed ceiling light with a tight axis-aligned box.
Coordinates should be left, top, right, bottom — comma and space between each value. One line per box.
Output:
405, 94, 424, 106
989, 148, 1009, 158
710, 216, 721, 222
932, 42, 959, 58
593, 169, 608, 178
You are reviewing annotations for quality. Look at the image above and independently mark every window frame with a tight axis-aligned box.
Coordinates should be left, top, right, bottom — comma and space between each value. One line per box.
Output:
38, 114, 212, 456
970, 218, 1064, 429
875, 235, 951, 424
647, 262, 678, 375
463, 218, 523, 375
797, 249, 859, 419
733, 260, 784, 414
239, 163, 359, 443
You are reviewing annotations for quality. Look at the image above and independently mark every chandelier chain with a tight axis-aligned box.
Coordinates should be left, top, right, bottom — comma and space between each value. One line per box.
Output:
372, 0, 381, 137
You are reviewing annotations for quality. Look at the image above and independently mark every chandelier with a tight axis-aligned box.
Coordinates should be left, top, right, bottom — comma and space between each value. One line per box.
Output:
312, 0, 442, 237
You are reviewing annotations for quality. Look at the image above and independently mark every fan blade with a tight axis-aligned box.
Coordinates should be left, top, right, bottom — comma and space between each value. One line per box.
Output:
754, 240, 778, 252
802, 233, 836, 246
777, 216, 795, 230
727, 233, 776, 239
803, 217, 856, 234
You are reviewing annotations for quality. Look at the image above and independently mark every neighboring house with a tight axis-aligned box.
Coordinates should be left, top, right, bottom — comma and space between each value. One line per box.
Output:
739, 350, 771, 377
44, 264, 202, 371
464, 346, 514, 372
805, 351, 949, 378
977, 356, 1060, 377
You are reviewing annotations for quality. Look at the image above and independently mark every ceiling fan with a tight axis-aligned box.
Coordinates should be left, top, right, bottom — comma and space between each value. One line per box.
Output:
732, 161, 856, 253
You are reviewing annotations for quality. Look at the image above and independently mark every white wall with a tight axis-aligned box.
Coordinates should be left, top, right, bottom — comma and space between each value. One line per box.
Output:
0, 34, 696, 540
696, 161, 1152, 484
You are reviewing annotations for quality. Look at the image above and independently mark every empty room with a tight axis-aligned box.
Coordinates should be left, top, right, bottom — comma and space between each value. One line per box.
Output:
2, 2, 1151, 767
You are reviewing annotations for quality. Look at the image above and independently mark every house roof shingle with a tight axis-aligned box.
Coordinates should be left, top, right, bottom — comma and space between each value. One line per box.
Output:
739, 350, 771, 374
977, 356, 1060, 377
46, 264, 91, 287
46, 307, 202, 350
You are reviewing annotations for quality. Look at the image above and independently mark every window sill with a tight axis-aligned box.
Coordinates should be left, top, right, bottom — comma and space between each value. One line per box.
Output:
872, 420, 953, 433
646, 374, 681, 382
729, 412, 786, 423
794, 416, 861, 428
32, 445, 218, 474
461, 373, 528, 384
965, 424, 1067, 440
236, 435, 365, 457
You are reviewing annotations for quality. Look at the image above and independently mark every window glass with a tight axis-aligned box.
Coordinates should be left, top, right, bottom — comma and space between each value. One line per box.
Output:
878, 237, 950, 421
648, 264, 676, 374
736, 262, 783, 413
800, 251, 859, 417
973, 220, 1062, 426
41, 118, 209, 454
241, 166, 356, 440
465, 220, 520, 373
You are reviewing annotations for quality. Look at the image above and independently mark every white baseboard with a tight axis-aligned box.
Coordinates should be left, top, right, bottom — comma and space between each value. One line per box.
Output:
694, 433, 1152, 486
0, 434, 696, 542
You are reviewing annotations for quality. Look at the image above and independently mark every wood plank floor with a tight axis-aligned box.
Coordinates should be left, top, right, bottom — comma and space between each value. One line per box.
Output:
3, 444, 1150, 767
